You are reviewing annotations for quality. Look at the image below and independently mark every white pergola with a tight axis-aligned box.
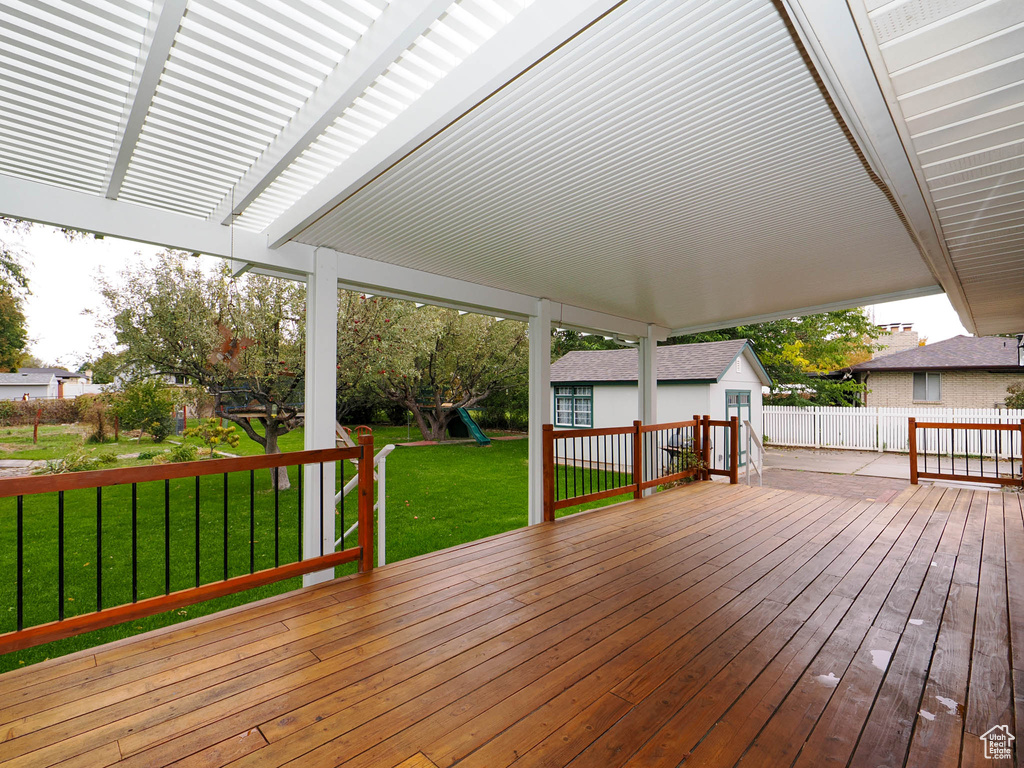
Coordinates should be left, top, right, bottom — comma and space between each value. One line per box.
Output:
1, 0, 1021, 576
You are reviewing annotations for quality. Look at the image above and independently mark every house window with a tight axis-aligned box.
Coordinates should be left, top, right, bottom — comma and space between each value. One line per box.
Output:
555, 385, 593, 427
913, 372, 941, 402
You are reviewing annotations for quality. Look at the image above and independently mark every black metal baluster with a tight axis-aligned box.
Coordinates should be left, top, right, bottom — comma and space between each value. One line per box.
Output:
274, 467, 280, 568
339, 462, 345, 546
16, 496, 23, 631
132, 483, 138, 603
223, 473, 229, 580
249, 470, 255, 574
572, 438, 577, 499
164, 479, 170, 595
997, 428, 1001, 478
96, 487, 103, 611
589, 438, 598, 499
195, 476, 200, 588
58, 491, 64, 621
297, 467, 303, 563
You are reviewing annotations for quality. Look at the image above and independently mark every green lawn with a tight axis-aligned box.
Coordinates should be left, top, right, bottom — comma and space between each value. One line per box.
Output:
0, 421, 626, 672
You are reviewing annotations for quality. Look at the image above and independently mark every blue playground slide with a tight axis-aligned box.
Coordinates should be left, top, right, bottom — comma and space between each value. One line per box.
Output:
449, 407, 491, 446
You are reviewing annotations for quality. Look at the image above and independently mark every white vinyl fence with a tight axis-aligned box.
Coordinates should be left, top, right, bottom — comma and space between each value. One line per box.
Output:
764, 406, 1024, 454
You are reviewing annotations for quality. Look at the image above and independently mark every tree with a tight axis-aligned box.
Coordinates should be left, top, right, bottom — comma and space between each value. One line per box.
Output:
368, 306, 529, 441
185, 418, 241, 457
1006, 381, 1024, 410
110, 377, 179, 443
79, 350, 125, 384
98, 252, 306, 486
669, 309, 881, 405
0, 219, 33, 371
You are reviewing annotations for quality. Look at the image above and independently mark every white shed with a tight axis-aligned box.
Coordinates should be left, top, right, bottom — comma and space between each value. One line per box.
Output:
550, 339, 771, 467
0, 372, 59, 401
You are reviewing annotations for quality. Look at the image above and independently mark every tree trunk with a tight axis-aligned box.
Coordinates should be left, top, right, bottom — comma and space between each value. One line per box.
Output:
264, 424, 291, 491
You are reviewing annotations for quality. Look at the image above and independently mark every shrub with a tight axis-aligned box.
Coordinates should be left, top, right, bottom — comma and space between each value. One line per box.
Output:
184, 418, 240, 457
1007, 380, 1024, 409
81, 396, 114, 443
148, 414, 174, 443
137, 450, 160, 460
0, 400, 14, 426
167, 443, 198, 463
38, 448, 113, 474
110, 377, 179, 443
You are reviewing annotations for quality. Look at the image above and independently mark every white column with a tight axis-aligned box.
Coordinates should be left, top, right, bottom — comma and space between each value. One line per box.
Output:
637, 325, 658, 497
303, 248, 339, 586
527, 299, 552, 526
638, 324, 658, 424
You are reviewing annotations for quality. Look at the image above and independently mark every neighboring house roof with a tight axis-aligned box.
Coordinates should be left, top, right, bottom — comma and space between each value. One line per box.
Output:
0, 373, 56, 386
18, 367, 83, 380
551, 339, 771, 385
850, 335, 1024, 372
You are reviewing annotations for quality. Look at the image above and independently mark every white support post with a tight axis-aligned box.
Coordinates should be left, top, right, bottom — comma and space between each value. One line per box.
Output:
528, 299, 552, 526
638, 325, 658, 496
303, 249, 339, 586
377, 453, 387, 568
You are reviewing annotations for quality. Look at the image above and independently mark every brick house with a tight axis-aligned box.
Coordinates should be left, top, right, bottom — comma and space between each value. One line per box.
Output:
851, 335, 1024, 409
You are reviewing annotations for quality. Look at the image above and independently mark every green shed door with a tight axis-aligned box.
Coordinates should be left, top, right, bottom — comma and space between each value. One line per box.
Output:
726, 390, 752, 468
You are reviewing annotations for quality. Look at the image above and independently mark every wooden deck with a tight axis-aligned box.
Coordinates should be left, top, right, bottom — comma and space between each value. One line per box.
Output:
0, 482, 1021, 767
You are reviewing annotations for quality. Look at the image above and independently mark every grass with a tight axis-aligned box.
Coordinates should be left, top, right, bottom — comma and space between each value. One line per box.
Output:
0, 419, 634, 672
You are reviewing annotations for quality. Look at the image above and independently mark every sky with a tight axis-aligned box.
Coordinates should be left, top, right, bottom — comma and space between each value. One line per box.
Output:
8, 223, 973, 368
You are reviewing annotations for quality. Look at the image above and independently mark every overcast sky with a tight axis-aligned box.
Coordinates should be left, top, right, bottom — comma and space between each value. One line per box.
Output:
9, 224, 973, 368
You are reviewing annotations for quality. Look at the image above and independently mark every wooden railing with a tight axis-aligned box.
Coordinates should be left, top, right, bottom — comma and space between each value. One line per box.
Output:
542, 416, 739, 521
909, 417, 1024, 489
0, 436, 375, 653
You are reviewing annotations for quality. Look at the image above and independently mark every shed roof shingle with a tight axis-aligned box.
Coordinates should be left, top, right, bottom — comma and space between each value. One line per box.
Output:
851, 335, 1023, 372
551, 339, 758, 383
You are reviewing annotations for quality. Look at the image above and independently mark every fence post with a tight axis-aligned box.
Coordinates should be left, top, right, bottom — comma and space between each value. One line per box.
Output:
632, 420, 643, 499
813, 408, 819, 449
729, 416, 739, 484
908, 417, 918, 485
542, 424, 555, 522
692, 414, 703, 482
1020, 420, 1024, 490
357, 434, 375, 572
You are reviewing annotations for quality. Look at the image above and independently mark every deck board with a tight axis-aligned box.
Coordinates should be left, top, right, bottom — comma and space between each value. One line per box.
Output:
0, 482, 1021, 767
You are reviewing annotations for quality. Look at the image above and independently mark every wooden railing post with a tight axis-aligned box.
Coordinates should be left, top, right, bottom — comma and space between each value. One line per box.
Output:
729, 415, 739, 485
542, 424, 555, 522
358, 433, 375, 572
632, 420, 642, 499
692, 414, 702, 482
702, 415, 711, 480
1019, 419, 1023, 489
908, 417, 918, 485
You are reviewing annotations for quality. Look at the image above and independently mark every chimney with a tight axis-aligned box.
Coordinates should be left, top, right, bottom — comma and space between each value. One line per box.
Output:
873, 323, 919, 359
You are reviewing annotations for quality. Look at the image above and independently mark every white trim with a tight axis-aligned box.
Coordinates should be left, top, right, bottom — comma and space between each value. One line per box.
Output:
208, 0, 452, 224
104, 0, 187, 199
263, 0, 623, 248
0, 175, 313, 275
669, 285, 943, 336
780, 0, 976, 334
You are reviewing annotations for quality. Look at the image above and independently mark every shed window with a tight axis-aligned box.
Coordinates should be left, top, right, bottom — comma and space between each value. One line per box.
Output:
913, 372, 941, 402
555, 385, 593, 427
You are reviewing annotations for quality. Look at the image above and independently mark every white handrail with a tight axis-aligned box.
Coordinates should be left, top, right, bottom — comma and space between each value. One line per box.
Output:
744, 420, 763, 486
335, 444, 396, 563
